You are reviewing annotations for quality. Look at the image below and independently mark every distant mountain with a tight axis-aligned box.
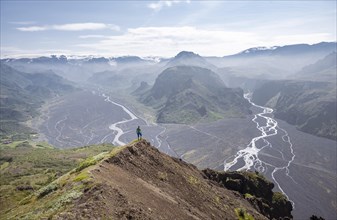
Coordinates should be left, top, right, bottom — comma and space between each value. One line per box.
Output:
295, 52, 337, 82
252, 80, 336, 140
2, 55, 161, 83
2, 55, 157, 66
230, 42, 336, 58
0, 63, 75, 136
207, 42, 337, 81
114, 56, 145, 64
131, 81, 150, 95
2, 41, 336, 83
140, 66, 251, 124
165, 51, 217, 70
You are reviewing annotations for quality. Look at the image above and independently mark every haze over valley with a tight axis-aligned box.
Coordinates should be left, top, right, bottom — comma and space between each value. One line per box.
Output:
1, 1, 336, 219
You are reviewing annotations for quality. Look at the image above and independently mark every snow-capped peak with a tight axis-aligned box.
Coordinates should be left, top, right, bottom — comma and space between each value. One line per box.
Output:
241, 46, 280, 54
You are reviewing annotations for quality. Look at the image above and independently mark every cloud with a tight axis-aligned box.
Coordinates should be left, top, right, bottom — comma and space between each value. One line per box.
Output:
75, 26, 258, 57
74, 26, 335, 57
148, 0, 190, 11
17, 23, 120, 32
4, 26, 334, 58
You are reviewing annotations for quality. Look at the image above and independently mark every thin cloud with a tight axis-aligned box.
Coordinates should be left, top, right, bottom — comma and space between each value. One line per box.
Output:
17, 23, 120, 32
148, 0, 190, 11
74, 26, 335, 57
76, 26, 258, 57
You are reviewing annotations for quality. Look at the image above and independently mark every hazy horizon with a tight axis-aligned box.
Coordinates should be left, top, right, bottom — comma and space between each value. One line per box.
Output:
1, 1, 336, 58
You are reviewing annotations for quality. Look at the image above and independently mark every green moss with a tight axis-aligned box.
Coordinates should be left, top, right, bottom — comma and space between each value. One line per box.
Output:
0, 162, 9, 170
73, 171, 90, 182
244, 193, 254, 199
235, 208, 255, 220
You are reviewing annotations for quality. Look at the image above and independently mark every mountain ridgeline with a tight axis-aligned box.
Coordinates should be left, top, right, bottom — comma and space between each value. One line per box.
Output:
139, 66, 251, 124
1, 140, 293, 219
295, 51, 336, 82
0, 63, 75, 137
166, 51, 217, 70
252, 80, 336, 140
1, 42, 336, 140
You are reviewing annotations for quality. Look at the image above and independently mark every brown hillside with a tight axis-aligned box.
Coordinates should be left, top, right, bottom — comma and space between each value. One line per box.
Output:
54, 140, 285, 220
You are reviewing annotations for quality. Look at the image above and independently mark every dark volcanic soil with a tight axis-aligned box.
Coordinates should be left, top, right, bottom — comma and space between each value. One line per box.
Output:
56, 140, 269, 220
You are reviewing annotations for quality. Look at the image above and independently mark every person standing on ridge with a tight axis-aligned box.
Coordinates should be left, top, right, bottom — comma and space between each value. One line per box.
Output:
136, 126, 142, 140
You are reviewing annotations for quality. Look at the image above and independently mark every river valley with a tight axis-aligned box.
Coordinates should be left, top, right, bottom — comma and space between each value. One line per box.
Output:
36, 90, 336, 219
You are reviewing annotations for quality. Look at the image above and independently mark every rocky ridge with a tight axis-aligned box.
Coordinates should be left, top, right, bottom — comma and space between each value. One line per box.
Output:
7, 140, 293, 219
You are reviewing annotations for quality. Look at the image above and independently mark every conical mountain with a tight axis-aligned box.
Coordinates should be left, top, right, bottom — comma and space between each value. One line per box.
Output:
141, 66, 251, 123
166, 51, 217, 70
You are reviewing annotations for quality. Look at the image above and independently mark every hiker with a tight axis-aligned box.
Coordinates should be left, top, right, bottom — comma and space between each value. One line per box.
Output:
136, 126, 142, 140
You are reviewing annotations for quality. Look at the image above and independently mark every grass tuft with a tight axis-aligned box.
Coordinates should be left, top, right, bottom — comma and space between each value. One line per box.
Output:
187, 175, 200, 185
157, 171, 168, 181
235, 208, 255, 220
36, 182, 58, 199
73, 171, 90, 182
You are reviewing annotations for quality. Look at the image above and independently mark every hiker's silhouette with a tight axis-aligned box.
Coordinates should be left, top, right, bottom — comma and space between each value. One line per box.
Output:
136, 126, 142, 140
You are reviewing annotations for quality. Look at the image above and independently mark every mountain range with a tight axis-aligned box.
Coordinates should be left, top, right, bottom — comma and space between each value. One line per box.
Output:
1, 41, 336, 140
0, 41, 336, 220
252, 80, 336, 140
2, 42, 336, 81
294, 52, 336, 82
0, 63, 74, 137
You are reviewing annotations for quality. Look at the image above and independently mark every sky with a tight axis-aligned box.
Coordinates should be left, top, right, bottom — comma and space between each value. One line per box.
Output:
0, 0, 336, 58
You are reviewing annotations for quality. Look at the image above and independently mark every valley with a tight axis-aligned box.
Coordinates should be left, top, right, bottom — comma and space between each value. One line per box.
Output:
1, 1, 336, 219
1, 42, 336, 220
33, 87, 336, 219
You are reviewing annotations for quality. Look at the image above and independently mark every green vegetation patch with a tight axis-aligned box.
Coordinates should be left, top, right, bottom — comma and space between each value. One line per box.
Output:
0, 162, 9, 170
73, 171, 90, 182
0, 143, 114, 218
235, 207, 255, 220
36, 182, 58, 199
187, 175, 200, 185
47, 190, 83, 214
108, 145, 126, 158
243, 171, 269, 186
74, 157, 99, 173
272, 192, 288, 205
244, 193, 254, 199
